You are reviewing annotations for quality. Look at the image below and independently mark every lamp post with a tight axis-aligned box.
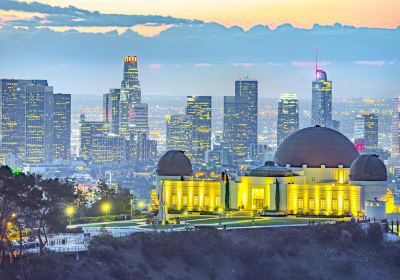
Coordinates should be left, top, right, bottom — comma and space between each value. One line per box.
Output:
252, 205, 256, 225
65, 206, 75, 225
218, 208, 223, 226
101, 202, 112, 216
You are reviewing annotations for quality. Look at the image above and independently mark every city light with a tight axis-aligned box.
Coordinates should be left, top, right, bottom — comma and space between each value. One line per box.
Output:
65, 206, 75, 217
101, 202, 112, 215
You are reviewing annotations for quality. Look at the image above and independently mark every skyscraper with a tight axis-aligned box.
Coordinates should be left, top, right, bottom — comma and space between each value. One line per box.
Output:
223, 95, 249, 166
277, 92, 299, 146
53, 93, 71, 161
186, 96, 212, 165
25, 84, 54, 164
119, 56, 141, 134
128, 103, 149, 134
235, 77, 258, 146
0, 79, 48, 164
103, 88, 120, 134
89, 134, 127, 165
311, 69, 332, 127
79, 114, 109, 159
392, 97, 400, 158
166, 114, 192, 157
354, 113, 378, 149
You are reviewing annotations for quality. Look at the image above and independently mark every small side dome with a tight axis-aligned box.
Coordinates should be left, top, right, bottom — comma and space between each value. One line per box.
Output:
264, 161, 275, 167
350, 154, 387, 181
157, 150, 193, 176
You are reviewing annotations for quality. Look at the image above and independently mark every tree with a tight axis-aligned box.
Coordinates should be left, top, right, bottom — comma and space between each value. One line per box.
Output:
275, 178, 280, 212
95, 180, 116, 201
222, 172, 230, 210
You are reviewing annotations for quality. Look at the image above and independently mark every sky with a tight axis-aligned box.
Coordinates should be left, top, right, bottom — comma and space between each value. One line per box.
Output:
0, 0, 399, 99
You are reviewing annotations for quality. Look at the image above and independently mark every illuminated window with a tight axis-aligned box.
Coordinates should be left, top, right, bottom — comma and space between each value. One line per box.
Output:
343, 199, 349, 211
205, 196, 210, 206
321, 199, 326, 210
182, 195, 188, 205
298, 198, 304, 210
193, 195, 199, 206
172, 195, 177, 205
309, 199, 315, 210
215, 196, 220, 206
332, 199, 338, 210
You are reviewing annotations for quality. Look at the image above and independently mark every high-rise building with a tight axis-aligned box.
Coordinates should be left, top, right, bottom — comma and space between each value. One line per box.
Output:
166, 114, 192, 157
0, 79, 48, 164
235, 77, 258, 146
53, 93, 71, 161
277, 92, 299, 146
79, 114, 109, 159
89, 133, 127, 165
25, 84, 54, 164
186, 96, 212, 165
103, 88, 120, 134
311, 69, 332, 127
128, 103, 149, 134
223, 95, 249, 166
392, 97, 400, 158
120, 56, 141, 134
354, 113, 378, 149
127, 132, 157, 162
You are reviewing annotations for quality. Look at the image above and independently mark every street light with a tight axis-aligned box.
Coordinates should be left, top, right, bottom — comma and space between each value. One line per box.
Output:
218, 208, 224, 226
65, 206, 76, 225
101, 202, 112, 216
252, 205, 256, 225
138, 201, 145, 210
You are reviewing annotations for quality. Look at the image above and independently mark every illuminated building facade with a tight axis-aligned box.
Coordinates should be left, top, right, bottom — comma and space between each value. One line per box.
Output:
391, 97, 400, 158
119, 56, 141, 134
235, 77, 258, 149
25, 84, 54, 164
0, 79, 48, 164
127, 132, 157, 162
354, 113, 378, 149
53, 93, 71, 161
103, 89, 120, 134
154, 127, 395, 217
311, 70, 332, 128
88, 134, 127, 164
79, 114, 109, 159
128, 103, 149, 134
186, 96, 211, 165
166, 115, 192, 157
277, 92, 299, 146
223, 96, 249, 166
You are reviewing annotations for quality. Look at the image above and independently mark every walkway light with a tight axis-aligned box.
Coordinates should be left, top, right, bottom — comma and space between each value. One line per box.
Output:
101, 202, 112, 215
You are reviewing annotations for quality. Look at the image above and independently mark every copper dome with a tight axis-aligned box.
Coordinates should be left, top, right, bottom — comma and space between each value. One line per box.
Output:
274, 126, 359, 168
350, 154, 387, 181
156, 150, 193, 176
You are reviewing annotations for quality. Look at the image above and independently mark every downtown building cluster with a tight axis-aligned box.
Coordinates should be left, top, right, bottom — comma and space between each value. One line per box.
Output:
79, 56, 157, 166
0, 79, 71, 167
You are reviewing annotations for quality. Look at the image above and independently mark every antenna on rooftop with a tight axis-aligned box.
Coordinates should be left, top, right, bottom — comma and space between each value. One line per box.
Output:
315, 48, 319, 79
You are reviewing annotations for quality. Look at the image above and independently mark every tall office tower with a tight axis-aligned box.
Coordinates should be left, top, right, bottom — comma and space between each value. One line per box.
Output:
128, 103, 149, 134
89, 134, 127, 165
277, 92, 299, 146
0, 79, 48, 164
186, 96, 212, 165
354, 113, 379, 149
392, 97, 400, 157
223, 96, 249, 166
53, 93, 71, 161
311, 69, 332, 127
119, 56, 141, 134
25, 84, 54, 164
235, 77, 258, 146
79, 114, 109, 159
166, 115, 193, 157
103, 88, 120, 134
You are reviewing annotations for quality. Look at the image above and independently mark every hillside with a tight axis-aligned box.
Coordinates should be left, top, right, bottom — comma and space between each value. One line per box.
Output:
1, 223, 400, 280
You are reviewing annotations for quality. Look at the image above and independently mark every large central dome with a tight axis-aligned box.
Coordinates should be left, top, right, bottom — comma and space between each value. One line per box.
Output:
274, 126, 359, 168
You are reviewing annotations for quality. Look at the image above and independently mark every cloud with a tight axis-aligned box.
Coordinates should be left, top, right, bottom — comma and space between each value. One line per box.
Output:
195, 63, 212, 68
292, 61, 331, 67
354, 60, 385, 66
232, 63, 255, 68
0, 0, 203, 27
149, 64, 162, 70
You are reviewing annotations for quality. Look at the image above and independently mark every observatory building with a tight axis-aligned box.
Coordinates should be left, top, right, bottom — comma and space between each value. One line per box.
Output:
153, 126, 395, 217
